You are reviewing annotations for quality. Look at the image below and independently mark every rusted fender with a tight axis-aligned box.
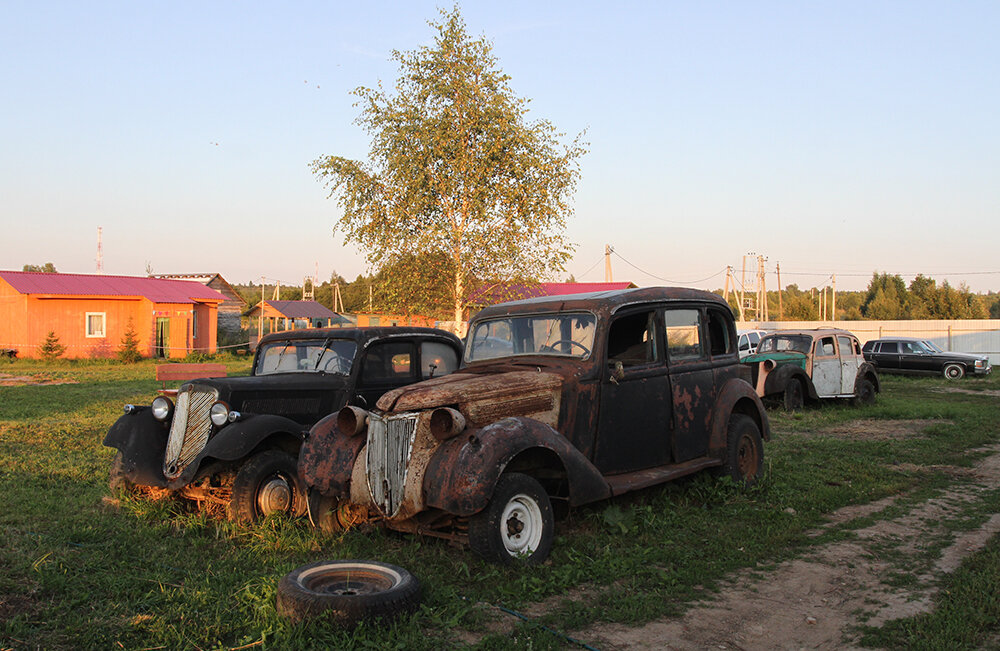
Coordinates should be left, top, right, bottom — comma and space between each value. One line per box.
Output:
298, 413, 365, 498
103, 410, 170, 488
423, 416, 612, 517
763, 364, 818, 400
199, 414, 304, 462
708, 378, 771, 458
854, 362, 881, 393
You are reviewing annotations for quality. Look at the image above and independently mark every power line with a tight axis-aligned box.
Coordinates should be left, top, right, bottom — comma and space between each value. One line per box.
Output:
610, 250, 726, 285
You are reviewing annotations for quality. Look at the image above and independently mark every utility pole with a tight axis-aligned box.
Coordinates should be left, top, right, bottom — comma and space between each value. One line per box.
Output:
604, 244, 613, 282
96, 226, 103, 272
723, 266, 732, 303
258, 277, 265, 341
831, 274, 837, 322
776, 262, 783, 320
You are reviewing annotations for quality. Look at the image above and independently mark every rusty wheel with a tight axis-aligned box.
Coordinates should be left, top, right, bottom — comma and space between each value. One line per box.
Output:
230, 450, 306, 522
782, 380, 804, 411
469, 473, 553, 565
852, 378, 876, 406
719, 414, 764, 487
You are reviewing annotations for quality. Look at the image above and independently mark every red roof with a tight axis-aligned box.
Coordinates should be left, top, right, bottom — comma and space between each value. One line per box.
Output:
0, 270, 227, 304
258, 300, 338, 319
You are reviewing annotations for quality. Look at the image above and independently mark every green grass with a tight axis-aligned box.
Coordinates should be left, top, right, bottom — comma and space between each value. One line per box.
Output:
2, 361, 1000, 649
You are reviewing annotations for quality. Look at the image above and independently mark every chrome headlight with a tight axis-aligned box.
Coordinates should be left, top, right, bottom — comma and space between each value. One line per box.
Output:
210, 401, 231, 427
151, 396, 173, 421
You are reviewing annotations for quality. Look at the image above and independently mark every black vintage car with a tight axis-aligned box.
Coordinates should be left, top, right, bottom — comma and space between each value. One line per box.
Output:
103, 327, 462, 520
300, 287, 770, 565
862, 337, 992, 379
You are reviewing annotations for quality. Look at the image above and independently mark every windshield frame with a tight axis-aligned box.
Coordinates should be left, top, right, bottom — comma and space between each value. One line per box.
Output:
254, 337, 359, 376
464, 310, 599, 364
756, 334, 813, 355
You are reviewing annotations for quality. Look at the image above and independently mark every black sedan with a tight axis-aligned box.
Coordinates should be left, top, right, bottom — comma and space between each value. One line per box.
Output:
862, 337, 992, 379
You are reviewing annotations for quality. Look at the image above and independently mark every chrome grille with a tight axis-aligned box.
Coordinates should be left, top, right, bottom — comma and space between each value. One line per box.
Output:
366, 412, 418, 517
163, 384, 218, 479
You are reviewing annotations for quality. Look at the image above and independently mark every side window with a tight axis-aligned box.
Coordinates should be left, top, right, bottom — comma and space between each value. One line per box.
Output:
837, 336, 855, 357
706, 309, 733, 356
421, 341, 459, 379
664, 309, 703, 361
749, 332, 761, 346
86, 312, 106, 338
816, 337, 836, 357
362, 341, 416, 382
607, 311, 659, 367
738, 334, 749, 352
881, 342, 898, 353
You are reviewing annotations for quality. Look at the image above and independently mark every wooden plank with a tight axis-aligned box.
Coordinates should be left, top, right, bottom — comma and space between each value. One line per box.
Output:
155, 363, 227, 382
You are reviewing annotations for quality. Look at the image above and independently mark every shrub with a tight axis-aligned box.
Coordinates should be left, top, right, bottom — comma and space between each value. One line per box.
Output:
38, 331, 66, 360
117, 318, 143, 363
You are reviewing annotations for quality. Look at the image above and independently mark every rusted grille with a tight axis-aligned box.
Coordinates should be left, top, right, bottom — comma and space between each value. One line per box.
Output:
366, 412, 418, 518
162, 384, 218, 479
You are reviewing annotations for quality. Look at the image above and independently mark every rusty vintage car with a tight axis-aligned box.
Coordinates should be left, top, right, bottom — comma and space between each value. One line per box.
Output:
103, 327, 462, 520
299, 287, 771, 565
742, 329, 880, 410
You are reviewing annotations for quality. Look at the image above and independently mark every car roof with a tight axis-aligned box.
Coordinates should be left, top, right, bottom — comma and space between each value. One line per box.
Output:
257, 326, 460, 348
472, 286, 730, 321
762, 328, 858, 339
868, 337, 927, 342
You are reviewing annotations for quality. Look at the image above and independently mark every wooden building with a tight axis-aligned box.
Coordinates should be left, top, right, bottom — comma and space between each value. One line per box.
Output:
246, 300, 350, 346
0, 270, 226, 359
151, 273, 247, 337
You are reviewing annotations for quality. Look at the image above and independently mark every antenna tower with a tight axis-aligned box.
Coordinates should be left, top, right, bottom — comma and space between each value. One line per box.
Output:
96, 227, 104, 272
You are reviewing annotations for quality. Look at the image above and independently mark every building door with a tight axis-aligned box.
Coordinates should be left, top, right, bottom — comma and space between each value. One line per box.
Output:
155, 318, 170, 358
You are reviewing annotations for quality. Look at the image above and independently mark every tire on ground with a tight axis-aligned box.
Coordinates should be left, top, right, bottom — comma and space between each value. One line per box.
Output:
852, 377, 876, 406
782, 379, 804, 411
943, 363, 965, 380
230, 449, 306, 522
468, 472, 554, 566
108, 451, 135, 496
276, 559, 421, 625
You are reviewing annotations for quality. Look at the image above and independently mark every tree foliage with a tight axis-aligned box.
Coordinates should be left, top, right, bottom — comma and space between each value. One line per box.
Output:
23, 263, 57, 273
312, 6, 585, 326
117, 318, 143, 364
38, 331, 66, 360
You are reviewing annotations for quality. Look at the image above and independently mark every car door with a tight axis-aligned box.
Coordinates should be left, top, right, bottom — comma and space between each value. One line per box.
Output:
872, 341, 900, 370
664, 307, 715, 462
594, 309, 671, 474
811, 336, 842, 397
838, 335, 861, 394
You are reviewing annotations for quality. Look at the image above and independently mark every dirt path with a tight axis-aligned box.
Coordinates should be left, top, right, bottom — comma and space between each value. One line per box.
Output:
578, 444, 1000, 650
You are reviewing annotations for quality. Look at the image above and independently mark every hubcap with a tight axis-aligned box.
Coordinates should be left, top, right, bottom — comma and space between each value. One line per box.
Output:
737, 436, 758, 478
257, 476, 292, 514
500, 494, 543, 557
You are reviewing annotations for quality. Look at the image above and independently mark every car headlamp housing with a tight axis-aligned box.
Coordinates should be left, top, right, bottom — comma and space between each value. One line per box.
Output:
151, 396, 173, 421
210, 401, 231, 427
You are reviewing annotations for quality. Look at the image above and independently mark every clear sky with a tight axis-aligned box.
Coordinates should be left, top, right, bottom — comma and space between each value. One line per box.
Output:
3, 1, 998, 293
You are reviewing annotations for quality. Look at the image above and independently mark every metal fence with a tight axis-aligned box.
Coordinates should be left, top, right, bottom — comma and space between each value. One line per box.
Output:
744, 319, 1000, 364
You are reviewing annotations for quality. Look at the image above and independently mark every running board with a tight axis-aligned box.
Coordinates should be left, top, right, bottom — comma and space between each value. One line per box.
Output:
605, 457, 721, 496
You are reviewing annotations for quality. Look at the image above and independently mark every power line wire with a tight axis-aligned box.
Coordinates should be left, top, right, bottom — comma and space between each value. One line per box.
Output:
611, 250, 726, 285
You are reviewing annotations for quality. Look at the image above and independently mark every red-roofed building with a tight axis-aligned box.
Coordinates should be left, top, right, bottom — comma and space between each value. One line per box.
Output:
0, 270, 226, 359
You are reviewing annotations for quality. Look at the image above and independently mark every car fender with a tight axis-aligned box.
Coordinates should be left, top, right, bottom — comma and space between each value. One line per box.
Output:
709, 378, 771, 458
854, 362, 881, 394
423, 416, 612, 517
103, 409, 171, 488
298, 412, 366, 498
763, 364, 818, 400
199, 414, 305, 462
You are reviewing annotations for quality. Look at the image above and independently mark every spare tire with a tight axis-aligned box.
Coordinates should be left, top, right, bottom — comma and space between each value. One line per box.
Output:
276, 560, 421, 626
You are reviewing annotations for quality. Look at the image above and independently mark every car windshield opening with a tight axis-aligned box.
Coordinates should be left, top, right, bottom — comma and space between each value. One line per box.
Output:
921, 340, 943, 353
466, 312, 596, 362
757, 334, 812, 354
255, 339, 358, 375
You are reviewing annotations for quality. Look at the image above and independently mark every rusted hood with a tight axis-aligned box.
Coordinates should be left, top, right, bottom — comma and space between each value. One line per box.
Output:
376, 370, 564, 428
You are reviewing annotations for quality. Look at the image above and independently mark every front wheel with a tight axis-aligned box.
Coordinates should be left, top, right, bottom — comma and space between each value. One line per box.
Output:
109, 452, 136, 496
943, 363, 965, 380
468, 473, 554, 565
230, 449, 306, 522
783, 380, 804, 411
718, 414, 764, 487
853, 378, 876, 406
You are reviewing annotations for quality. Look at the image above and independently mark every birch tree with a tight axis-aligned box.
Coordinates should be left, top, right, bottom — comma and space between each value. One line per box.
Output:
312, 7, 585, 328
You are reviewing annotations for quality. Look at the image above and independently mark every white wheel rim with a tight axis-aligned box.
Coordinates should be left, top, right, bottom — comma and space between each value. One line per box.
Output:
500, 493, 543, 557
258, 476, 292, 514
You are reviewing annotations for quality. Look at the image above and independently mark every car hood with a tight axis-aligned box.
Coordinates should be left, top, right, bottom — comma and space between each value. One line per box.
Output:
375, 369, 564, 428
928, 351, 989, 362
187, 373, 352, 426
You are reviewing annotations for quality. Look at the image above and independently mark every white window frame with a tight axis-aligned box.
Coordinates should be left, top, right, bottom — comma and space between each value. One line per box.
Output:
85, 312, 106, 338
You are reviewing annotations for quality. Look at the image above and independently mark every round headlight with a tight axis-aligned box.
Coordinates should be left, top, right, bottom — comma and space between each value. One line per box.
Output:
151, 396, 173, 421
430, 407, 467, 441
210, 401, 230, 427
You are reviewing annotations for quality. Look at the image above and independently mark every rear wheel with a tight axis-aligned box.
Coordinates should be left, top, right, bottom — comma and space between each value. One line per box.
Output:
943, 363, 965, 380
468, 473, 553, 565
853, 378, 876, 406
230, 450, 306, 522
719, 414, 764, 486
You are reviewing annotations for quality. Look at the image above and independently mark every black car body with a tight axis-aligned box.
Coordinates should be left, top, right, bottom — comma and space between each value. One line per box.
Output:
300, 287, 770, 565
862, 337, 992, 379
103, 327, 462, 520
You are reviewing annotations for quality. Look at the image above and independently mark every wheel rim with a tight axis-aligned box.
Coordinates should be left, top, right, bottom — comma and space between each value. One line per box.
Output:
736, 435, 759, 479
257, 474, 293, 515
500, 494, 544, 557
298, 562, 403, 596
